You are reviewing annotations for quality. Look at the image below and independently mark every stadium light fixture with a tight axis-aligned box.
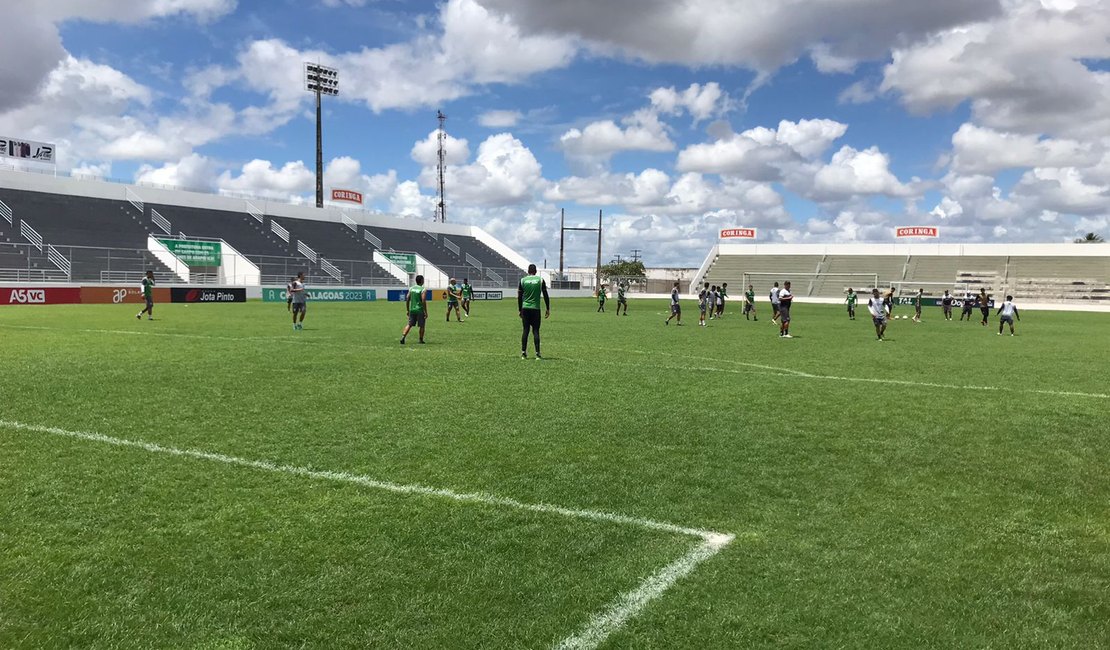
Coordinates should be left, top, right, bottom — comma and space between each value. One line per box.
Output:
304, 63, 339, 208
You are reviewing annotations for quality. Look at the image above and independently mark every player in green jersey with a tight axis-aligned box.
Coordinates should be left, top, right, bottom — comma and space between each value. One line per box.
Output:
717, 282, 728, 318
518, 264, 550, 359
743, 284, 757, 321
446, 278, 463, 322
845, 288, 857, 320
136, 270, 155, 320
597, 284, 607, 312
461, 278, 474, 317
400, 275, 427, 344
615, 282, 628, 316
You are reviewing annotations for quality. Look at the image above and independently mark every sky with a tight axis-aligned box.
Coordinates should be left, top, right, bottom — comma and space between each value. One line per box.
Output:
1, 0, 1108, 267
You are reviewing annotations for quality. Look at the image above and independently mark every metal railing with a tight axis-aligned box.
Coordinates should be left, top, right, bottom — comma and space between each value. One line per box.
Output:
246, 201, 264, 223
0, 198, 11, 225
297, 240, 317, 262
20, 220, 43, 251
341, 213, 358, 232
465, 252, 483, 270
443, 237, 460, 256
319, 257, 342, 280
425, 231, 438, 242
486, 267, 503, 283
125, 188, 145, 214
47, 245, 71, 276
151, 209, 171, 234
0, 268, 68, 282
364, 230, 382, 249
271, 220, 290, 242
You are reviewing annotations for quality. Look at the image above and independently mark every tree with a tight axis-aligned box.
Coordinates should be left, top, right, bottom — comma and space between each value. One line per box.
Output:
600, 259, 646, 281
1074, 232, 1104, 243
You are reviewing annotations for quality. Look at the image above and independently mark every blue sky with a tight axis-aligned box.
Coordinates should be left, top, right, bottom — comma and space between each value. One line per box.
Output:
1, 0, 1108, 267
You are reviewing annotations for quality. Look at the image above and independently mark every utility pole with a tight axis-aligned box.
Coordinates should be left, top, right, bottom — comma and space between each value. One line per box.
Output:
304, 63, 338, 209
435, 110, 447, 223
630, 249, 642, 263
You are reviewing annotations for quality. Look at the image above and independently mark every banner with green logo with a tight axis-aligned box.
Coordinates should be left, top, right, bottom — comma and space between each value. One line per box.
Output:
383, 252, 416, 273
263, 287, 376, 302
159, 239, 222, 267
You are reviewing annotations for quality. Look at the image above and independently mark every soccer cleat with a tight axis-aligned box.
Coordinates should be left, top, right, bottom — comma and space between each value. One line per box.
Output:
535, 355, 543, 361
997, 332, 1001, 335
521, 352, 527, 359
419, 340, 425, 344
400, 338, 405, 344
782, 334, 793, 338
148, 317, 153, 321
136, 313, 142, 320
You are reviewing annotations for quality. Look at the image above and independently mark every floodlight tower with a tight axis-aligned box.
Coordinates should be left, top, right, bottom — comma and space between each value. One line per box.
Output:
304, 62, 338, 208
435, 110, 447, 223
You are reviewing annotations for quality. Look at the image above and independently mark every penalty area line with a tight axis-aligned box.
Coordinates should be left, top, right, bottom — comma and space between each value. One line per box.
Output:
0, 419, 735, 650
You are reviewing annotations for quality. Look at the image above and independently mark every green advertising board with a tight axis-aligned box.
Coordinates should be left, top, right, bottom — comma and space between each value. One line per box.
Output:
383, 252, 416, 273
159, 239, 222, 267
263, 287, 376, 302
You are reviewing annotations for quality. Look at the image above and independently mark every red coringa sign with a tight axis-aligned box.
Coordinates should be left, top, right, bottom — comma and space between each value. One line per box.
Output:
896, 226, 939, 238
720, 228, 757, 239
331, 188, 363, 204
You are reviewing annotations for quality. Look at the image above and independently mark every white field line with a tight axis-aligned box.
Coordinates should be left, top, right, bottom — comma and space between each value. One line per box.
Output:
4, 324, 1104, 400
0, 419, 734, 649
557, 536, 730, 650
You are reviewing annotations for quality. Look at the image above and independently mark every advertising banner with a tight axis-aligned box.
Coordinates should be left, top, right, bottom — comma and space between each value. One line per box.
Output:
720, 228, 757, 239
894, 296, 995, 308
1, 287, 81, 305
471, 290, 503, 300
262, 287, 376, 302
159, 239, 222, 267
895, 226, 939, 238
383, 253, 416, 273
170, 287, 246, 303
0, 137, 55, 164
331, 189, 363, 205
81, 286, 170, 304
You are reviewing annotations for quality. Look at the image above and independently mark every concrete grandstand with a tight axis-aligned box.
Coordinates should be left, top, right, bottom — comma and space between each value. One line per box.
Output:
696, 243, 1110, 305
0, 168, 528, 288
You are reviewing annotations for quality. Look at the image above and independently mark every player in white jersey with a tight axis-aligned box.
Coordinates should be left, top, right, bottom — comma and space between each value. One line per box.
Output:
665, 281, 682, 325
996, 295, 1020, 335
769, 282, 781, 324
868, 288, 887, 341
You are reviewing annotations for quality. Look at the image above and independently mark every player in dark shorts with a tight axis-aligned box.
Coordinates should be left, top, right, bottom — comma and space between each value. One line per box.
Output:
744, 284, 757, 321
461, 278, 473, 317
867, 288, 887, 341
778, 281, 794, 338
518, 264, 550, 359
913, 288, 924, 323
884, 286, 896, 318
978, 288, 991, 326
845, 288, 857, 320
286, 277, 294, 312
616, 282, 629, 316
290, 272, 307, 331
941, 290, 954, 321
665, 281, 682, 325
597, 284, 607, 312
717, 282, 728, 317
400, 275, 427, 344
137, 270, 155, 320
960, 291, 975, 321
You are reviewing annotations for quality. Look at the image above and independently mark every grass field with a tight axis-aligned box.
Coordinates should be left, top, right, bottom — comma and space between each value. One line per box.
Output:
1, 297, 1108, 649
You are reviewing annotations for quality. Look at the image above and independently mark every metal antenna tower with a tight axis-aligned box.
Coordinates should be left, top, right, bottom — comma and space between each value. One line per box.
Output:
435, 110, 447, 223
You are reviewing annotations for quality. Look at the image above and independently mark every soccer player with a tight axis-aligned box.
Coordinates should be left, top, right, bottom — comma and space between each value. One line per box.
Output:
960, 291, 975, 322
136, 270, 155, 320
868, 288, 887, 341
770, 282, 781, 324
941, 290, 954, 321
597, 283, 607, 312
698, 282, 709, 326
717, 282, 728, 318
400, 275, 427, 344
845, 288, 857, 320
778, 281, 794, 338
290, 272, 307, 330
707, 285, 718, 321
446, 278, 463, 322
884, 286, 896, 319
616, 281, 628, 316
518, 264, 550, 359
665, 281, 682, 325
979, 288, 991, 326
744, 284, 757, 321
997, 295, 1020, 336
461, 278, 473, 317
286, 276, 294, 312
913, 288, 924, 323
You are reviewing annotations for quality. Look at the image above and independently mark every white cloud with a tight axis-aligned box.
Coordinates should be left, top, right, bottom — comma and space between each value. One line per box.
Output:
950, 123, 1099, 174
648, 82, 731, 122
428, 133, 547, 206
676, 118, 847, 177
837, 80, 878, 105
410, 130, 471, 166
390, 180, 433, 218
812, 146, 915, 199
217, 159, 316, 197
560, 109, 673, 159
478, 110, 523, 128
135, 153, 218, 190
325, 156, 399, 201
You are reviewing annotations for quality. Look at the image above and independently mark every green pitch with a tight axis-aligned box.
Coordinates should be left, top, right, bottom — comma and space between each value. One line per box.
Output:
1, 299, 1107, 648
